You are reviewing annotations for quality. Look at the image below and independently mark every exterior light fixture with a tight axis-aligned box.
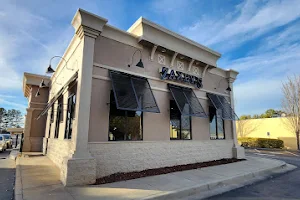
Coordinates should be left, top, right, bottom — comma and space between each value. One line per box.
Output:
39, 79, 46, 88
226, 86, 232, 92
46, 55, 72, 74
161, 48, 166, 53
35, 89, 40, 97
215, 78, 232, 93
128, 49, 144, 68
46, 65, 55, 74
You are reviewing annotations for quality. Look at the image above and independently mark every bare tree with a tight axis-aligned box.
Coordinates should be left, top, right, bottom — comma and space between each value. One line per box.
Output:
282, 75, 300, 150
236, 119, 261, 137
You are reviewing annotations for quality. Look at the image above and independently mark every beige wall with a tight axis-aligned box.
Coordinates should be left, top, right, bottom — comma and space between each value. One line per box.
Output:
23, 85, 49, 152
93, 36, 228, 94
236, 117, 297, 149
90, 35, 234, 143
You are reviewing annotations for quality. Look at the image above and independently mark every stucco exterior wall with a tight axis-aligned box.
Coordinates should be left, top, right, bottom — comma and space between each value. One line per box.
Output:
89, 140, 234, 178
87, 34, 236, 178
23, 86, 49, 152
44, 36, 83, 169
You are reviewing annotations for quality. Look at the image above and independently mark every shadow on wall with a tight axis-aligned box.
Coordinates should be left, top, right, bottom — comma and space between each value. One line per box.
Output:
278, 137, 298, 150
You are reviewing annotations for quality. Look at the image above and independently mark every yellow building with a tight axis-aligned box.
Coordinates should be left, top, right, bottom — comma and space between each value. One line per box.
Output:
236, 117, 297, 150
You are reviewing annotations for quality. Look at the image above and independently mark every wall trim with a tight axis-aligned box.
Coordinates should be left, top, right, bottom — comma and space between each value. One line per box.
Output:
88, 140, 233, 144
30, 102, 47, 105
93, 62, 230, 97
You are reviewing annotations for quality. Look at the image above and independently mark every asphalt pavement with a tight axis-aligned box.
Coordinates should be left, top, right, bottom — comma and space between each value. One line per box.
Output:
0, 149, 16, 200
206, 149, 300, 200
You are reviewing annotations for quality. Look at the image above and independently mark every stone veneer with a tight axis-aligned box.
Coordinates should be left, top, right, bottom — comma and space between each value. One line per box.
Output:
46, 138, 73, 169
89, 140, 234, 178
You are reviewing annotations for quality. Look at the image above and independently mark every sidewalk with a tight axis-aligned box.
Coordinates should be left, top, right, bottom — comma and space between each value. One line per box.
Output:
15, 153, 296, 200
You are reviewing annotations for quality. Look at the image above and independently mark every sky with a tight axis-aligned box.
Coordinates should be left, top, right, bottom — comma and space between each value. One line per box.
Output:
0, 0, 300, 117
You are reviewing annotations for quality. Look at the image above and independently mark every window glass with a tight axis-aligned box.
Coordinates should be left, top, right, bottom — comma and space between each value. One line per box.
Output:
209, 106, 225, 140
54, 96, 63, 138
0, 136, 3, 141
109, 92, 142, 141
50, 105, 54, 122
3, 135, 10, 139
65, 93, 76, 139
170, 100, 191, 140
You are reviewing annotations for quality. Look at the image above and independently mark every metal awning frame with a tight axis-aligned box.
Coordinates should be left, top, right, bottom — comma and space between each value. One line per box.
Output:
37, 72, 78, 120
207, 93, 238, 121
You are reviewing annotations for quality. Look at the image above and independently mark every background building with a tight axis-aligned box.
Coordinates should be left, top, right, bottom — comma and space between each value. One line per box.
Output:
236, 118, 297, 150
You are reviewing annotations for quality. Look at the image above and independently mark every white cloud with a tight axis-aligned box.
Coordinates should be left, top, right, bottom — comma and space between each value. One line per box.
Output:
0, 98, 27, 111
234, 78, 283, 116
180, 0, 300, 52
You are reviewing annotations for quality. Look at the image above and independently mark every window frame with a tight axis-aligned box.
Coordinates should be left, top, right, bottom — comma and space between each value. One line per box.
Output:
64, 93, 76, 139
170, 100, 192, 140
108, 91, 143, 141
209, 106, 225, 140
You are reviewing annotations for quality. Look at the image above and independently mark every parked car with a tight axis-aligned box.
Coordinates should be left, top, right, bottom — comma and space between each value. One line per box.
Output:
0, 135, 7, 152
1, 134, 12, 149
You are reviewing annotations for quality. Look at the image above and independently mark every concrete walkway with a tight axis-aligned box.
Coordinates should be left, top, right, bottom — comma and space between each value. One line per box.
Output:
15, 153, 296, 200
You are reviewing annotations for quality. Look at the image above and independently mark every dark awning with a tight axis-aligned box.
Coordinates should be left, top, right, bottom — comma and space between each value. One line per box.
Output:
207, 93, 237, 120
168, 84, 207, 118
37, 72, 78, 120
109, 70, 160, 113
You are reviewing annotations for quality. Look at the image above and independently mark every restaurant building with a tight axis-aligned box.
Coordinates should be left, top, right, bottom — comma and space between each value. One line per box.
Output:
22, 9, 245, 186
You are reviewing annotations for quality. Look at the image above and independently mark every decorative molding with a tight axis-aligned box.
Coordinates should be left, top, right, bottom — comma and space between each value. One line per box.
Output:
150, 45, 158, 61
188, 59, 194, 71
202, 64, 210, 79
177, 61, 184, 70
76, 25, 101, 39
192, 66, 200, 75
30, 102, 47, 105
170, 52, 178, 67
158, 54, 166, 65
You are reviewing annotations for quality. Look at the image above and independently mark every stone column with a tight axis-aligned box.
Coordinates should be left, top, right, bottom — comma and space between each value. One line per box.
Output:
60, 9, 108, 186
227, 70, 245, 159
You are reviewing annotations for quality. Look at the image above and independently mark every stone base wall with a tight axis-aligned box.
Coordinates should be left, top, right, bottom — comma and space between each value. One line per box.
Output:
89, 140, 234, 178
61, 157, 97, 186
46, 138, 73, 169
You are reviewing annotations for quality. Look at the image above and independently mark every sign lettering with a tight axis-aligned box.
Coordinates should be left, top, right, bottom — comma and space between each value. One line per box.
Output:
159, 67, 203, 88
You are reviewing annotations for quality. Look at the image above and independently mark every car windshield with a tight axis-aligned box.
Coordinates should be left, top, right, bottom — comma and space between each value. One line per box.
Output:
3, 135, 10, 139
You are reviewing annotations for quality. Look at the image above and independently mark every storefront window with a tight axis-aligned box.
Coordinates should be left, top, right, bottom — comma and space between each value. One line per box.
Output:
54, 96, 63, 138
48, 105, 54, 138
209, 106, 225, 139
170, 100, 191, 140
65, 93, 76, 139
108, 92, 142, 141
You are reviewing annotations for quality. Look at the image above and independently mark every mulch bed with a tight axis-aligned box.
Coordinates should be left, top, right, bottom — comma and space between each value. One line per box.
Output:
95, 158, 246, 185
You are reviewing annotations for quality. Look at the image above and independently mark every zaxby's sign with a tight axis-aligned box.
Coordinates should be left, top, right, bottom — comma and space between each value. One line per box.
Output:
159, 67, 203, 88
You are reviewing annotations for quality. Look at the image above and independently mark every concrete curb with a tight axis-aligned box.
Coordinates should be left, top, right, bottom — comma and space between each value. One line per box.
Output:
14, 156, 23, 200
140, 160, 296, 200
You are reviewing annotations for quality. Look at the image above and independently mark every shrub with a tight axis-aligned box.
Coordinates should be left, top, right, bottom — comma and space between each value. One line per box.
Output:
238, 137, 284, 149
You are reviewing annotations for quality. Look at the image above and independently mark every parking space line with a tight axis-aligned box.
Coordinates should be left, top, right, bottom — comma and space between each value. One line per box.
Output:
268, 151, 284, 155
254, 149, 261, 153
285, 151, 300, 157
254, 153, 275, 157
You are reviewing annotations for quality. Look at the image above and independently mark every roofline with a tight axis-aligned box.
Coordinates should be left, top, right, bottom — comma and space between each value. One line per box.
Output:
23, 72, 50, 97
128, 17, 221, 58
